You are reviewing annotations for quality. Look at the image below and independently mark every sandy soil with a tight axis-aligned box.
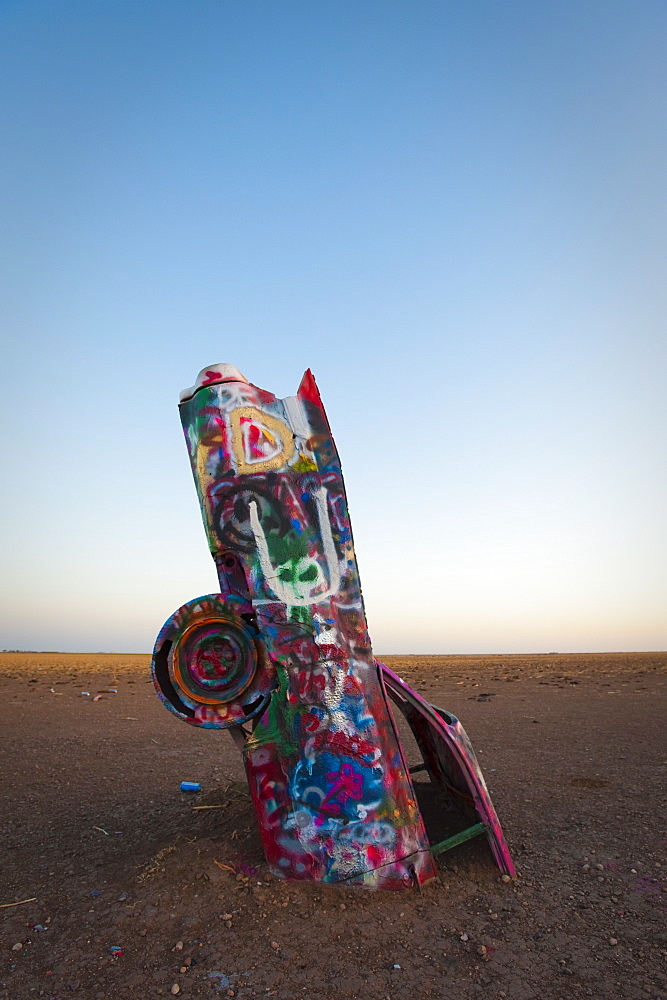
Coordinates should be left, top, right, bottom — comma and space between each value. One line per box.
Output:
1, 651, 665, 1000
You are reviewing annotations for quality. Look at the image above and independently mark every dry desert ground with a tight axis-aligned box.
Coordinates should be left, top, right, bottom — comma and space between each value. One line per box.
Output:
1, 651, 665, 1000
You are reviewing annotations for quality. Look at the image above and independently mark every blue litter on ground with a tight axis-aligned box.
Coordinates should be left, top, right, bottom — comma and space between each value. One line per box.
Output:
180, 781, 201, 792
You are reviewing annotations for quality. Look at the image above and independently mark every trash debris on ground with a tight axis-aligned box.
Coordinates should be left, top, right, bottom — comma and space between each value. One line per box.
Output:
0, 897, 37, 909
209, 972, 236, 991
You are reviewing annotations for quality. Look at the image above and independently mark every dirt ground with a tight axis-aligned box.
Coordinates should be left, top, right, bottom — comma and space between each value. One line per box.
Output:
1, 650, 665, 1000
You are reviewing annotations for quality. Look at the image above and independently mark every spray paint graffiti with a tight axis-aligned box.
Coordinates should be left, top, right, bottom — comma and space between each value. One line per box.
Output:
152, 363, 515, 887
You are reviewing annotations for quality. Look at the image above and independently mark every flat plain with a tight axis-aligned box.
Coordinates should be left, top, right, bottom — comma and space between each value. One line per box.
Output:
1, 651, 665, 1000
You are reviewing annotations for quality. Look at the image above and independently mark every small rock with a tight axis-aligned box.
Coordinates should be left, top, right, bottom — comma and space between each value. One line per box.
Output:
477, 945, 487, 956
184, 957, 192, 967
609, 938, 618, 946
180, 966, 187, 974
139, 929, 147, 936
595, 863, 604, 871
460, 933, 469, 942
582, 863, 590, 872
174, 941, 184, 952
271, 941, 280, 949
392, 963, 401, 969
501, 874, 511, 883
11, 943, 22, 952
171, 985, 180, 996
220, 914, 233, 921
340, 903, 346, 910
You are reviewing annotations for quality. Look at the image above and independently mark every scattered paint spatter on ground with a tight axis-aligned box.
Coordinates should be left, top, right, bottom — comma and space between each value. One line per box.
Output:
152, 363, 514, 887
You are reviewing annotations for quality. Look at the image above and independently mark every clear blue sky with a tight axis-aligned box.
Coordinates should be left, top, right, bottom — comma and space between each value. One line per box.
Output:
1, 0, 665, 653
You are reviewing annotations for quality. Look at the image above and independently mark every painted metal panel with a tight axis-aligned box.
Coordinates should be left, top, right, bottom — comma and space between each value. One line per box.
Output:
379, 660, 516, 878
153, 365, 437, 888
